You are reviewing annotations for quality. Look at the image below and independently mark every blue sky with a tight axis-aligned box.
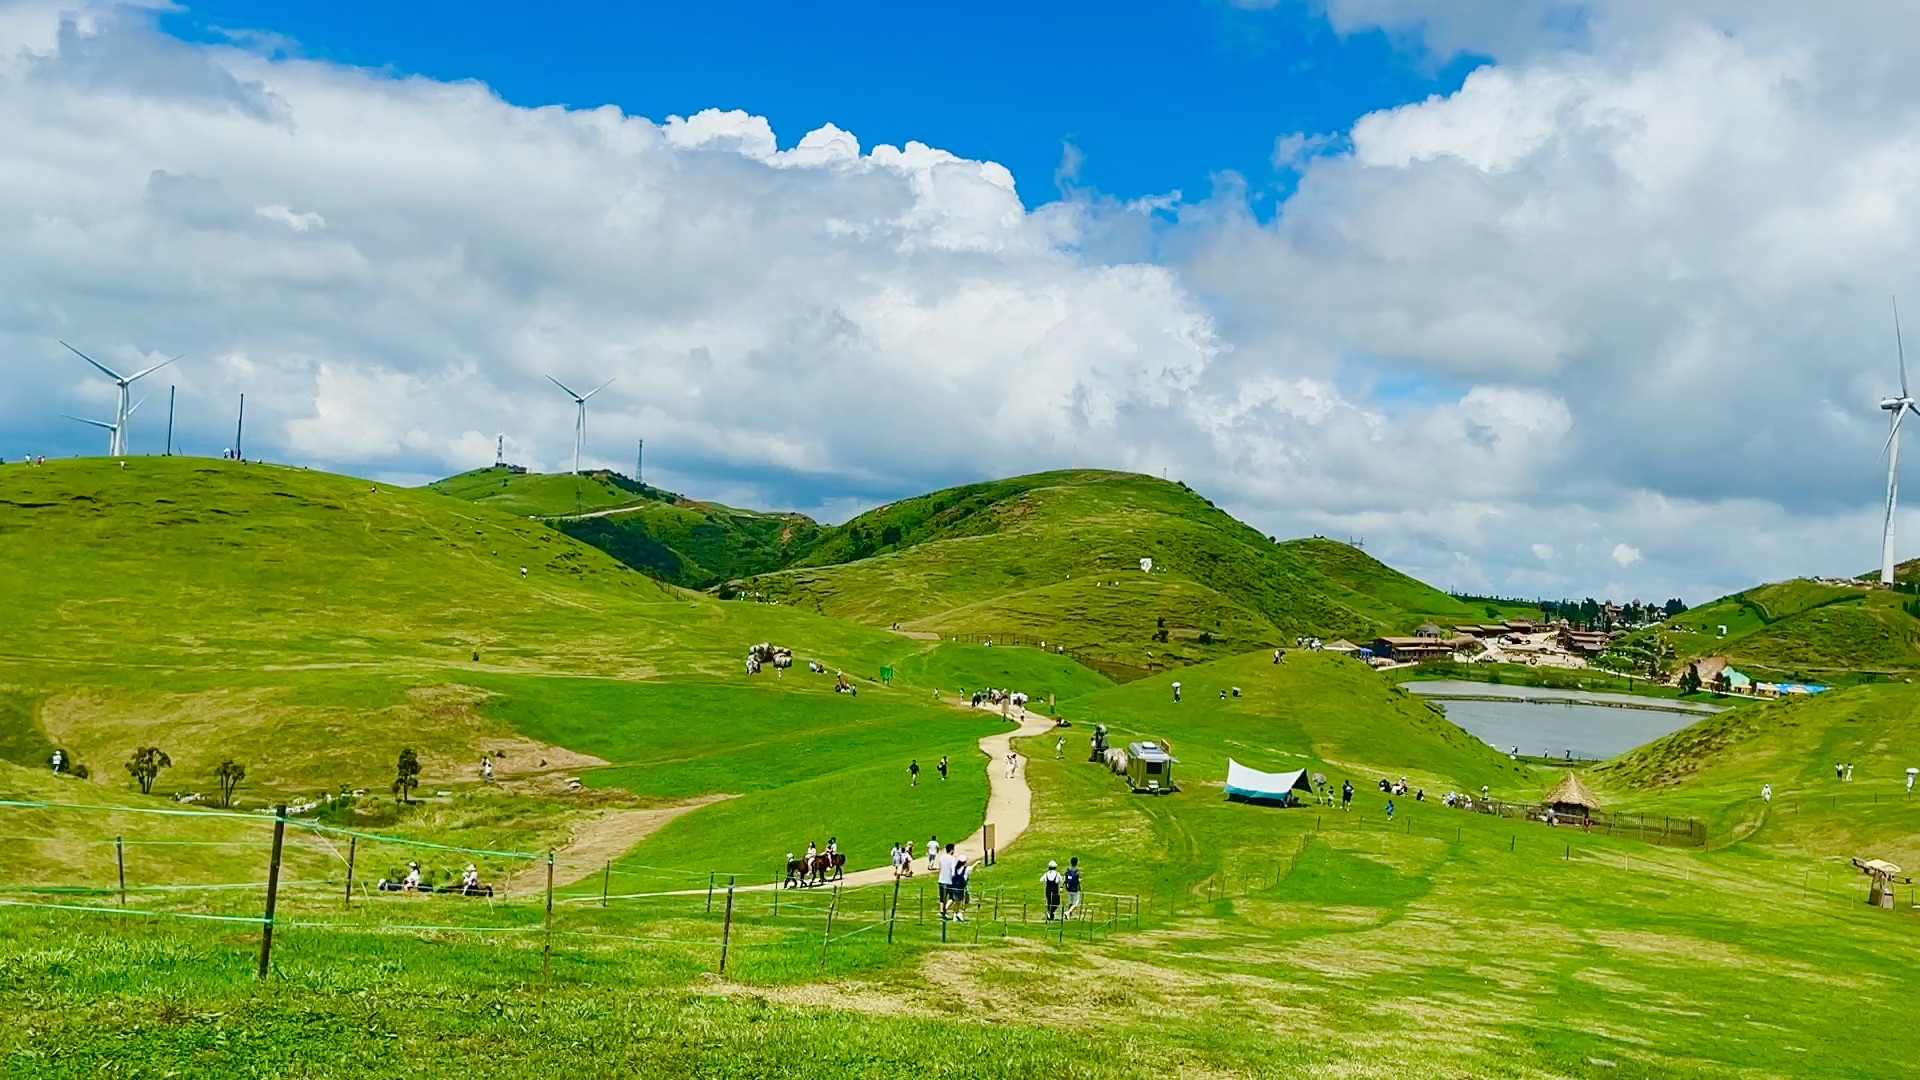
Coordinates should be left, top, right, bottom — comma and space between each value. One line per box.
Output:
160, 0, 1481, 210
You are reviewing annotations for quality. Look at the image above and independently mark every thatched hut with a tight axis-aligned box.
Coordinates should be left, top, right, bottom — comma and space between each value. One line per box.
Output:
1542, 772, 1601, 821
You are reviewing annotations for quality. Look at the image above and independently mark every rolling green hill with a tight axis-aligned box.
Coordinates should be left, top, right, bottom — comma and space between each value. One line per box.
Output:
428, 466, 825, 589
743, 470, 1469, 667
1635, 578, 1920, 678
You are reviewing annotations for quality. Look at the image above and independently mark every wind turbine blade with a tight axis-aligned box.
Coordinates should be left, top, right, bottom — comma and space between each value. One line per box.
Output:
545, 374, 582, 400
1897, 297, 1910, 399
62, 341, 125, 382
62, 415, 116, 431
126, 355, 181, 383
580, 377, 616, 402
127, 396, 148, 418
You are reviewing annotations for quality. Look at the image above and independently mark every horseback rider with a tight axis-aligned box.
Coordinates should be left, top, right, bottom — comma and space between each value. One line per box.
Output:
826, 836, 838, 857
805, 839, 817, 863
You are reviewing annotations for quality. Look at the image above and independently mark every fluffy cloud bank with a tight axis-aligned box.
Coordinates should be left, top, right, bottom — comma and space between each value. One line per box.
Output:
2, 1, 1915, 603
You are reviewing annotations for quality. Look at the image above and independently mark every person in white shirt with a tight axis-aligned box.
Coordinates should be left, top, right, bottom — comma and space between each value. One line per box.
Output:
926, 835, 939, 873
1761, 783, 1772, 803
402, 862, 422, 892
1041, 860, 1063, 921
936, 843, 958, 919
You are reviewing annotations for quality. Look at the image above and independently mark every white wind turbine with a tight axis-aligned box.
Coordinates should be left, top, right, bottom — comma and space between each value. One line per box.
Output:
545, 375, 615, 474
63, 342, 180, 456
1880, 300, 1920, 585
64, 397, 146, 456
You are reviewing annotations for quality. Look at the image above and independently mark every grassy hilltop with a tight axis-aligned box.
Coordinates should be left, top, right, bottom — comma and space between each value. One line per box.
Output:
5, 457, 1920, 1078
1634, 577, 1920, 678
738, 470, 1485, 667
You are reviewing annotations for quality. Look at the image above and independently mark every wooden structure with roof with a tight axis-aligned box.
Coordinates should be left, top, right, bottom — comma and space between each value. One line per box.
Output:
1542, 772, 1601, 822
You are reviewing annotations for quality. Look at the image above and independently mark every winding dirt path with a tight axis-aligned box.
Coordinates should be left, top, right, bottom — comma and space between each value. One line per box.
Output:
549, 795, 735, 888
828, 706, 1056, 888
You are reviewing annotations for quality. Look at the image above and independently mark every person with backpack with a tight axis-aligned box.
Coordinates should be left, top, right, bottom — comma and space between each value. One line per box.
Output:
949, 855, 970, 921
1041, 860, 1063, 921
1063, 857, 1083, 919
1341, 780, 1353, 812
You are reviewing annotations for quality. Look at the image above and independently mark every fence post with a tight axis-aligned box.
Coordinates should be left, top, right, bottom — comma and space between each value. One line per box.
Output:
257, 804, 286, 980
344, 835, 356, 911
542, 850, 555, 984
820, 887, 839, 970
888, 878, 901, 944
707, 872, 715, 914
772, 877, 779, 915
1510, 835, 1515, 852
719, 879, 736, 976
115, 835, 126, 908
601, 861, 610, 908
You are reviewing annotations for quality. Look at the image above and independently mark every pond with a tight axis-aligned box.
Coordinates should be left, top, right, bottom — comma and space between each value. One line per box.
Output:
1404, 681, 1722, 760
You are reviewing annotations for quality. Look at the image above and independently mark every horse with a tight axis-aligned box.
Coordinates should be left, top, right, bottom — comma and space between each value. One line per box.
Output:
810, 851, 845, 885
784, 856, 810, 888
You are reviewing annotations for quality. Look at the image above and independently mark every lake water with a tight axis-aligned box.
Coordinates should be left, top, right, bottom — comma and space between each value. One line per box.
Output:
1404, 682, 1717, 760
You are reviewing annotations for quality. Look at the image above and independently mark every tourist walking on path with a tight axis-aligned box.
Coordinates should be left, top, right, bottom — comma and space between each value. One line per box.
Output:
1064, 857, 1083, 919
1006, 752, 1019, 779
1055, 736, 1064, 759
950, 855, 970, 921
926, 835, 939, 873
1341, 780, 1353, 811
938, 755, 949, 781
909, 759, 920, 786
936, 843, 958, 919
1041, 861, 1063, 921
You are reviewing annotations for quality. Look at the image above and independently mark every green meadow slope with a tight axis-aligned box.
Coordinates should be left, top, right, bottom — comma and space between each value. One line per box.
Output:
744, 470, 1468, 667
1640, 578, 1920, 677
0, 457, 1110, 885
428, 466, 825, 588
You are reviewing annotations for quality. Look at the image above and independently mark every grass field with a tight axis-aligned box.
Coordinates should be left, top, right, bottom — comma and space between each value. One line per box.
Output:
1632, 578, 1920, 678
6, 457, 1920, 1078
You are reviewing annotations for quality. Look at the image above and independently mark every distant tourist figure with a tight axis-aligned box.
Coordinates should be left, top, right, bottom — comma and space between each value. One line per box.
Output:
402, 861, 422, 892
1845, 763, 1854, 781
1273, 649, 1282, 664
1907, 767, 1917, 793
1836, 762, 1844, 781
1172, 681, 1182, 703
909, 759, 920, 786
1341, 780, 1353, 811
1064, 857, 1083, 918
938, 755, 949, 781
1055, 736, 1064, 759
49, 748, 64, 774
1761, 782, 1772, 803
520, 566, 528, 578
1006, 752, 1019, 779
927, 836, 939, 873
1042, 860, 1063, 921
1384, 799, 1396, 821
481, 756, 493, 784
950, 855, 970, 921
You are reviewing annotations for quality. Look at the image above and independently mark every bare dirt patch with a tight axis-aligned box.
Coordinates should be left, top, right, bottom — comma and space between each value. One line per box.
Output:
551, 794, 736, 888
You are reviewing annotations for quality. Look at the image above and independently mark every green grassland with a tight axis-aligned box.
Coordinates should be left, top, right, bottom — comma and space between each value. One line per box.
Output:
6, 457, 1920, 1078
1630, 577, 1920, 678
740, 470, 1474, 664
430, 465, 827, 589
426, 465, 664, 517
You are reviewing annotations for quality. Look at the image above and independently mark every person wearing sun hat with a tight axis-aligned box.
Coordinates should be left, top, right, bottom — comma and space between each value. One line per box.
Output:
1041, 860, 1063, 922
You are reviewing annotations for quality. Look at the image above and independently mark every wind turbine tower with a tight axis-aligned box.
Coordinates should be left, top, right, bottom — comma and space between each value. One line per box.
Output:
1880, 299, 1920, 585
64, 398, 146, 455
496, 433, 505, 467
62, 343, 179, 456
545, 375, 614, 474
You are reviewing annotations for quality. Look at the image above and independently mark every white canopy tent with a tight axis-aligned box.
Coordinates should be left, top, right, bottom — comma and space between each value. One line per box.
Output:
1224, 759, 1315, 803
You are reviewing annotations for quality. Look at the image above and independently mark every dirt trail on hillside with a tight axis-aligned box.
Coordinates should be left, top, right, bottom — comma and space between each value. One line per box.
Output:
781, 705, 1056, 891
549, 794, 735, 888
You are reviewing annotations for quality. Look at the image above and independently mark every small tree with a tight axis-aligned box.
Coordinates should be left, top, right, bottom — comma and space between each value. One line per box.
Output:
1713, 671, 1732, 695
215, 760, 247, 808
393, 748, 421, 804
1680, 663, 1702, 695
125, 747, 172, 795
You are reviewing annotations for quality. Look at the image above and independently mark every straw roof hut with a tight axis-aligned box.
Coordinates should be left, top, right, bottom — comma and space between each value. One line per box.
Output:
1542, 772, 1601, 820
